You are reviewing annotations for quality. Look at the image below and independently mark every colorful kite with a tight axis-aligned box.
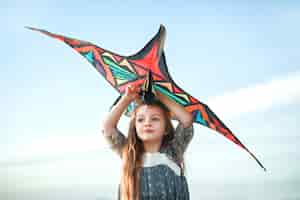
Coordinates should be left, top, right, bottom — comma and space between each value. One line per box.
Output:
27, 25, 266, 171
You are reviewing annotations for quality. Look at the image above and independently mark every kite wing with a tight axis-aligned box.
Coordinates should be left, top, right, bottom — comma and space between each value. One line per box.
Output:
26, 25, 166, 94
27, 25, 265, 171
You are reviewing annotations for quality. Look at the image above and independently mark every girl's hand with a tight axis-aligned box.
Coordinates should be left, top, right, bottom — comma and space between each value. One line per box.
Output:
124, 84, 140, 102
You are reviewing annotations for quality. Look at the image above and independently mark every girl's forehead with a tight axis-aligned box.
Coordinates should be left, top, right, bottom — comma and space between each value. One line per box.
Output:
136, 105, 164, 116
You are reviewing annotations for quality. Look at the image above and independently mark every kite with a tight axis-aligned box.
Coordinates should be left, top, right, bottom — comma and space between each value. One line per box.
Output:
26, 25, 266, 171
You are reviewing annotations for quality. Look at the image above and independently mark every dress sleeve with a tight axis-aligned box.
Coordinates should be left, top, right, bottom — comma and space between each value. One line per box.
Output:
173, 122, 194, 154
102, 128, 127, 157
162, 122, 194, 164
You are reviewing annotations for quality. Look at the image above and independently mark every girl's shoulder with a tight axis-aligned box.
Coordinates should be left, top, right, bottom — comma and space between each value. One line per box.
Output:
160, 122, 194, 163
103, 128, 127, 156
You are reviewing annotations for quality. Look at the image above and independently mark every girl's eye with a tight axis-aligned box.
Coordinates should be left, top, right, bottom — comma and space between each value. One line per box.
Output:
137, 118, 144, 122
152, 117, 160, 121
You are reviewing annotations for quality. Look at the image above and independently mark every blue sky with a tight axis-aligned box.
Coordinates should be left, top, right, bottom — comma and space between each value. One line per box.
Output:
1, 1, 300, 199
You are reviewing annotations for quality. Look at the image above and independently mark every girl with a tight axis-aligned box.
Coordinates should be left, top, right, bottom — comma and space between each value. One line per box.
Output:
102, 84, 194, 200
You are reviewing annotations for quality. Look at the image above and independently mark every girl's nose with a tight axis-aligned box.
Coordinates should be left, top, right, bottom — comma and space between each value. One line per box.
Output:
144, 118, 152, 126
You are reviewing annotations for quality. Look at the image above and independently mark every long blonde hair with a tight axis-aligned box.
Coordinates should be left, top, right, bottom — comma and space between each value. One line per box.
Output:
120, 100, 174, 200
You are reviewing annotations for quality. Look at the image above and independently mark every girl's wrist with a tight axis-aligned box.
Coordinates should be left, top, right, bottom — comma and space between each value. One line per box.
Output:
121, 94, 134, 104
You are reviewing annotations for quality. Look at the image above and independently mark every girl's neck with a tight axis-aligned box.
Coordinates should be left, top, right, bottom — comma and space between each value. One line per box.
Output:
143, 140, 162, 153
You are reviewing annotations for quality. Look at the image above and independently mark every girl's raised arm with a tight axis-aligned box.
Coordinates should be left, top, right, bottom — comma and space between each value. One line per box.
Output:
102, 85, 139, 136
156, 91, 193, 128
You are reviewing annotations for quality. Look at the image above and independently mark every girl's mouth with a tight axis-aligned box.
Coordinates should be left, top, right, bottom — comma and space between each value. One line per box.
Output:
144, 129, 154, 133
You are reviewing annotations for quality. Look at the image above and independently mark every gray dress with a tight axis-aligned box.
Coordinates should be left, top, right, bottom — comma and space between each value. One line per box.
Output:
103, 123, 194, 200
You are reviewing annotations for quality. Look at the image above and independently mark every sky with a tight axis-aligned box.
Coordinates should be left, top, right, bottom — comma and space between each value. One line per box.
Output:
1, 1, 300, 199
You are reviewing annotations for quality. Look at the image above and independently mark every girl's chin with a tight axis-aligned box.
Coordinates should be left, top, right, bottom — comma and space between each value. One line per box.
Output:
139, 136, 163, 143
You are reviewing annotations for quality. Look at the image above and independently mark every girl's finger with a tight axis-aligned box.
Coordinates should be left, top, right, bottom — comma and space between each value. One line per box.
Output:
127, 85, 134, 93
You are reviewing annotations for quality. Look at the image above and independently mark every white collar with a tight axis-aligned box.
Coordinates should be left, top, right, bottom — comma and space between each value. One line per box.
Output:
142, 152, 181, 176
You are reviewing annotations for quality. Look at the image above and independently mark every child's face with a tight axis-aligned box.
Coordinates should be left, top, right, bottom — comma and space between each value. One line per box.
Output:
135, 105, 166, 143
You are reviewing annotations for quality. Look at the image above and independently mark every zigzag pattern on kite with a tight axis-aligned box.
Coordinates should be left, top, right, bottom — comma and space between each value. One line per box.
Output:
26, 25, 266, 171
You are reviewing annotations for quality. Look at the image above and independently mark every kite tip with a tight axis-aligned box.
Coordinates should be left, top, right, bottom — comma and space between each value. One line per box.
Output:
24, 26, 33, 30
159, 24, 166, 33
159, 24, 165, 28
24, 26, 39, 32
263, 167, 267, 172
24, 26, 43, 32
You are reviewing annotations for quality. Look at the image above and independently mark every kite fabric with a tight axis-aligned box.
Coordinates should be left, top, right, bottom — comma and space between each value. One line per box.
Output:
27, 25, 266, 171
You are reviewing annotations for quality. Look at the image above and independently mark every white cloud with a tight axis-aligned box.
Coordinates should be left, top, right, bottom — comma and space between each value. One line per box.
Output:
1, 116, 130, 165
208, 72, 300, 118
3, 72, 300, 165
2, 132, 106, 163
